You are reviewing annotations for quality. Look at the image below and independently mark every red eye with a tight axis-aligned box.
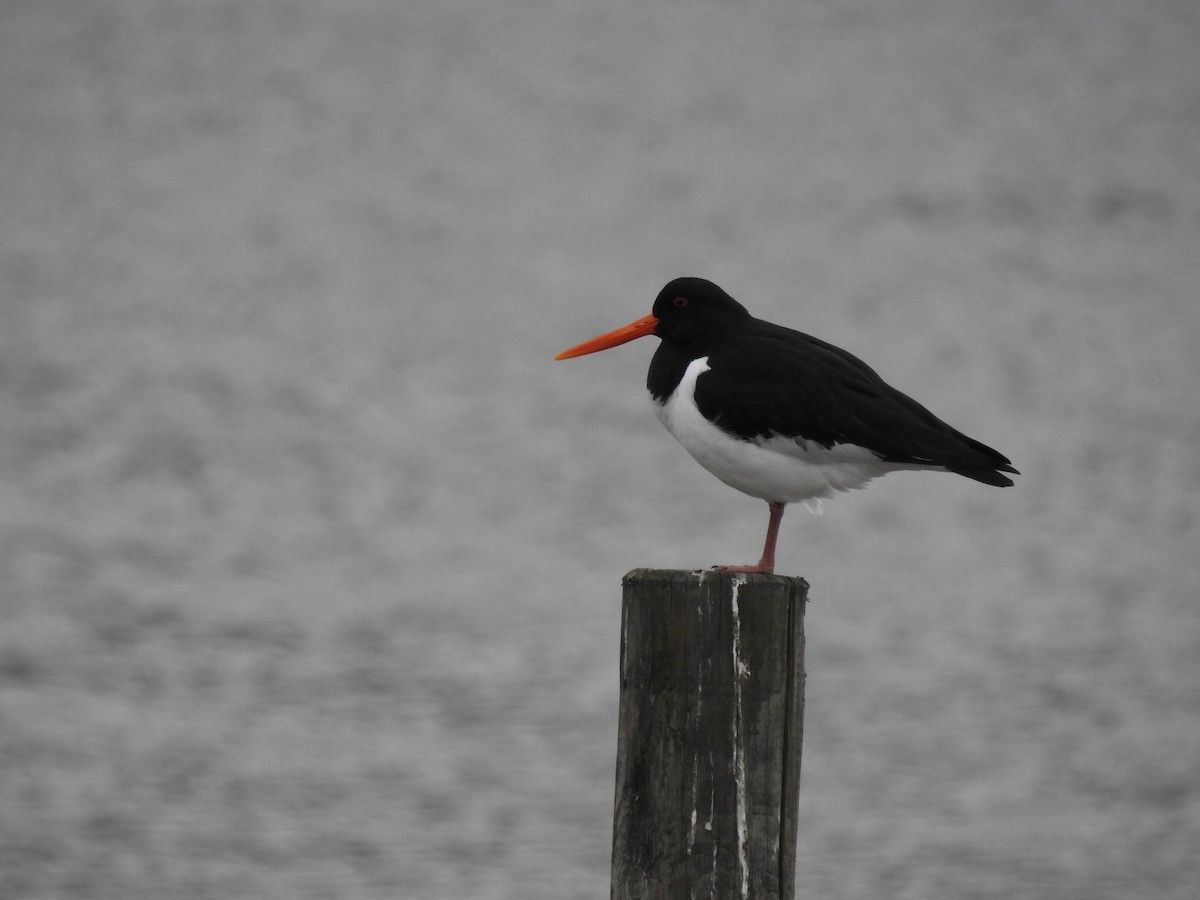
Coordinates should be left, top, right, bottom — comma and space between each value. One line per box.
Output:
673, 296, 689, 308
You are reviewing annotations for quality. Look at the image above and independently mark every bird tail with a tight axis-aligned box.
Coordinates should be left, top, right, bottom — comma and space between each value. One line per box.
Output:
949, 464, 1018, 487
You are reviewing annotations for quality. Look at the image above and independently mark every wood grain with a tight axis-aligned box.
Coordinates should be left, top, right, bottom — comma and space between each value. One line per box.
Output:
611, 569, 807, 900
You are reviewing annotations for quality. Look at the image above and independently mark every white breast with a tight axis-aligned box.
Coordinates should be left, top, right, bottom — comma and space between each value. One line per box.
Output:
652, 357, 922, 503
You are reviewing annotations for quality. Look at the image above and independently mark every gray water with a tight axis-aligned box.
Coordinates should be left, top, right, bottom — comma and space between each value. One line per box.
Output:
1, 1, 1197, 897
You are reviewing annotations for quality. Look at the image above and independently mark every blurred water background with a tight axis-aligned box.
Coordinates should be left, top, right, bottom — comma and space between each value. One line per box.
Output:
1, 1, 1198, 897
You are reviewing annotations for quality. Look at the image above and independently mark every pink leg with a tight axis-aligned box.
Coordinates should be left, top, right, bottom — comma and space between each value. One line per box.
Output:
714, 501, 786, 574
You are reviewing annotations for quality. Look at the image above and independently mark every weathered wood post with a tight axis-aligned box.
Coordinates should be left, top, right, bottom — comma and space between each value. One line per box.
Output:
611, 569, 807, 900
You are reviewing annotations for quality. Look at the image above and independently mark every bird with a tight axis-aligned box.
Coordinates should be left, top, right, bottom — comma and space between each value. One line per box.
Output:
555, 277, 1017, 574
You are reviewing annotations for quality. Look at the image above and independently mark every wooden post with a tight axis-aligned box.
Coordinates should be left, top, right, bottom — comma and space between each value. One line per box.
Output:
611, 569, 807, 900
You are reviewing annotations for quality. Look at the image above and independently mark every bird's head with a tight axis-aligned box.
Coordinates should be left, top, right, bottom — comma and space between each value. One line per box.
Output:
555, 277, 750, 360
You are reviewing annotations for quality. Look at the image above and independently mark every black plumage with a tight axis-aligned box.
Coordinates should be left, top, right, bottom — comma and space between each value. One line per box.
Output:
646, 277, 1016, 486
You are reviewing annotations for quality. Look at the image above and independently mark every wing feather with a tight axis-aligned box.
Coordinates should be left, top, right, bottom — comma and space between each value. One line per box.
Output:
693, 320, 1017, 484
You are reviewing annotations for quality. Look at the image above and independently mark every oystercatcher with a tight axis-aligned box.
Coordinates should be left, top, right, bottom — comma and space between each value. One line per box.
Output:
555, 277, 1017, 573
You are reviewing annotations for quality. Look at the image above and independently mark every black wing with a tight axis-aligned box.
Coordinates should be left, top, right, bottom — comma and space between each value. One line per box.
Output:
694, 320, 1018, 486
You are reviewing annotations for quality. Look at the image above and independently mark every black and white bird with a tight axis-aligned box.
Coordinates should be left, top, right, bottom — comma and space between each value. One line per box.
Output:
556, 277, 1017, 573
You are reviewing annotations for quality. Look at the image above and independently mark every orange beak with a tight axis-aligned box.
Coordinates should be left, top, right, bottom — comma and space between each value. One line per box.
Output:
554, 313, 660, 360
